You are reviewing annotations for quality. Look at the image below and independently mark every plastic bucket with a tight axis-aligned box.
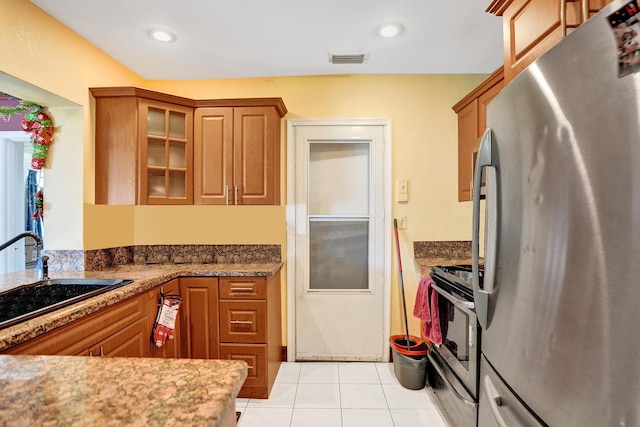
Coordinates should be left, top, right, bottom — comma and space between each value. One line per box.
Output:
389, 335, 428, 357
389, 335, 428, 390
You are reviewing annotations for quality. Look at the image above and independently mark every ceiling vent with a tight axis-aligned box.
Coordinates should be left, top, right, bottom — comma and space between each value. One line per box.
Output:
329, 53, 369, 64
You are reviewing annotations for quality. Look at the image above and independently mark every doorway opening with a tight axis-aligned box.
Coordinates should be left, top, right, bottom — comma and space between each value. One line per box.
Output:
0, 91, 44, 274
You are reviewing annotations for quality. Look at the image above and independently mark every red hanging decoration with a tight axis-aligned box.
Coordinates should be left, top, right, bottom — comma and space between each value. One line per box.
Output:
33, 191, 44, 221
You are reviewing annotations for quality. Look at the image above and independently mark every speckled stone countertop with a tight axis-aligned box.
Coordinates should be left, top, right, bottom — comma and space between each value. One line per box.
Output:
0, 263, 282, 352
0, 355, 247, 426
414, 258, 475, 275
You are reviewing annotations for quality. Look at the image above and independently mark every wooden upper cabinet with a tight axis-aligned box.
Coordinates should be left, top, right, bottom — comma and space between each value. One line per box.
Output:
92, 87, 195, 205
194, 107, 234, 205
140, 100, 194, 205
452, 68, 504, 202
487, 0, 613, 83
194, 105, 281, 205
234, 106, 280, 205
92, 87, 287, 206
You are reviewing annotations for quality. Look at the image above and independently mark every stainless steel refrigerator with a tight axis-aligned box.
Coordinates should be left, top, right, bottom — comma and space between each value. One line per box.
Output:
472, 1, 640, 425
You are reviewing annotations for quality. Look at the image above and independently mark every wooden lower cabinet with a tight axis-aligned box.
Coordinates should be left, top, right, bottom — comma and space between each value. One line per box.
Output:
88, 317, 149, 357
179, 277, 220, 359
4, 293, 149, 357
4, 272, 283, 399
220, 343, 268, 397
218, 273, 282, 398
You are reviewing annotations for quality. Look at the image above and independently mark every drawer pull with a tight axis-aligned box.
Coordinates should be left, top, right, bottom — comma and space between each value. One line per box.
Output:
230, 320, 254, 325
247, 365, 254, 369
230, 287, 254, 292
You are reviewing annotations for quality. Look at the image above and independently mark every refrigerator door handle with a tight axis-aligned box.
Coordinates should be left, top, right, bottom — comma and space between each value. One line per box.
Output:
473, 128, 497, 330
483, 375, 509, 427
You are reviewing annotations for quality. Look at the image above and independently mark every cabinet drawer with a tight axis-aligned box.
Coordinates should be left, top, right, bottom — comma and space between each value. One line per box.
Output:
219, 277, 266, 299
219, 300, 267, 343
220, 343, 267, 388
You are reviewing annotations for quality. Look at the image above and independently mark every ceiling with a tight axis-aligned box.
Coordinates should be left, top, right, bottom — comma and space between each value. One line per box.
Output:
31, 0, 504, 80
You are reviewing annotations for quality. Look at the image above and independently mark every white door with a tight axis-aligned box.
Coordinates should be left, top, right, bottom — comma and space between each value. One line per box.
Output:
291, 121, 389, 361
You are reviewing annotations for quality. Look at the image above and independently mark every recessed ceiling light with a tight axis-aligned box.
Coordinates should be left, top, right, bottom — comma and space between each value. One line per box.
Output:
376, 23, 404, 38
148, 29, 177, 43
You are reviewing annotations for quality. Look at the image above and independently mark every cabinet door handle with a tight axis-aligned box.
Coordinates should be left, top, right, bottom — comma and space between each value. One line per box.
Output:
230, 320, 254, 325
581, 0, 589, 23
89, 351, 93, 357
225, 185, 229, 205
100, 346, 104, 357
246, 365, 254, 370
234, 185, 239, 205
560, 0, 588, 37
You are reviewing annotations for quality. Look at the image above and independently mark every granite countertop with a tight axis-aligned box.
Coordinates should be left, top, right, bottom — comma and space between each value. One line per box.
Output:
0, 263, 282, 352
0, 355, 247, 426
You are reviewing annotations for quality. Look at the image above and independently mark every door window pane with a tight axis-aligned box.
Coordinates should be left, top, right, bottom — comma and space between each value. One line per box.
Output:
309, 142, 369, 216
309, 220, 369, 290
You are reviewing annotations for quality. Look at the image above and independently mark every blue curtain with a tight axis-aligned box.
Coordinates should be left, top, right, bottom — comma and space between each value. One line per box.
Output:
25, 169, 43, 246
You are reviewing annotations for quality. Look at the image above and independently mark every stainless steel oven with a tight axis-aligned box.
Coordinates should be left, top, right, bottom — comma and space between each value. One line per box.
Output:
427, 265, 481, 427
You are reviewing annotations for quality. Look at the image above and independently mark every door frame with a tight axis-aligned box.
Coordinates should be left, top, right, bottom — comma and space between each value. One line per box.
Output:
0, 131, 31, 274
286, 118, 392, 362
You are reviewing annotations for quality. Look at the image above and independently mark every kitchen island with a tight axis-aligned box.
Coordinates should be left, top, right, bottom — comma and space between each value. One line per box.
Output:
0, 354, 247, 426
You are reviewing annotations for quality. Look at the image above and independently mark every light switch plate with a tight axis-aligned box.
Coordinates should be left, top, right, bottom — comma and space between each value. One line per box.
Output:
399, 179, 408, 194
398, 216, 407, 229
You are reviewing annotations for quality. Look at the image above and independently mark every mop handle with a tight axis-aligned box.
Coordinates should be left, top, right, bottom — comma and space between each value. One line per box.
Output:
394, 219, 411, 351
394, 219, 403, 273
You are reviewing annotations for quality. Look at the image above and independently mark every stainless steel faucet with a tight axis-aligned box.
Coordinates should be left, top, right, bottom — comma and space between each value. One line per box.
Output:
0, 231, 47, 278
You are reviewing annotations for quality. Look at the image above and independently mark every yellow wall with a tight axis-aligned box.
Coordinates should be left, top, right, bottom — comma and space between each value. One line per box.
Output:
2, 0, 487, 343
1, 0, 143, 250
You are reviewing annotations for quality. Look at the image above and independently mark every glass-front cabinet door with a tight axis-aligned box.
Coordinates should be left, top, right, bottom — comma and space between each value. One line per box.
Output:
140, 100, 193, 204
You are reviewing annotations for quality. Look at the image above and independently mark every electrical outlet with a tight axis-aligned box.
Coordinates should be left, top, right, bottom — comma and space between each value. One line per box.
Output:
398, 216, 407, 229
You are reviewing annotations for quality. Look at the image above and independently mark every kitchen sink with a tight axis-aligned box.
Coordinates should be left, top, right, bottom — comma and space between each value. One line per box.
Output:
0, 278, 133, 330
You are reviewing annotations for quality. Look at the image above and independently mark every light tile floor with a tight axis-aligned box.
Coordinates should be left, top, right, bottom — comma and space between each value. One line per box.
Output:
236, 362, 447, 427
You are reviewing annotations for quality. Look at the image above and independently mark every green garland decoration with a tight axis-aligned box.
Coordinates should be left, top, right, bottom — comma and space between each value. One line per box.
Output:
0, 100, 41, 120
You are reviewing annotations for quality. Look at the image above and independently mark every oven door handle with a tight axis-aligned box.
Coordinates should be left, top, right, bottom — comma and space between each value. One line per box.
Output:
431, 283, 475, 311
427, 351, 477, 407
